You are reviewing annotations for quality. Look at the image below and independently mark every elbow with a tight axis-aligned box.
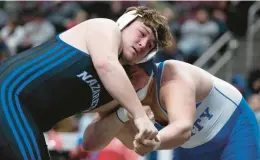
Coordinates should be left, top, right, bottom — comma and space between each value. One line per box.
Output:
82, 141, 106, 152
82, 128, 106, 152
82, 142, 92, 151
82, 142, 96, 152
93, 58, 117, 74
181, 126, 192, 144
82, 138, 95, 152
178, 121, 193, 145
94, 60, 110, 74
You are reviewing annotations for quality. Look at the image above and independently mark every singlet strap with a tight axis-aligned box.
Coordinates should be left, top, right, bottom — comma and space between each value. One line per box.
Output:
153, 62, 168, 115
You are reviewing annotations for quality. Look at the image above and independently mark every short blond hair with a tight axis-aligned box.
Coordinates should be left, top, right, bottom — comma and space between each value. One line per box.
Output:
126, 6, 173, 48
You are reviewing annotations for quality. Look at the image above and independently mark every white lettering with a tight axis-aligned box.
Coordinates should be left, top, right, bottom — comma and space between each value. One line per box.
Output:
77, 71, 101, 109
77, 71, 92, 81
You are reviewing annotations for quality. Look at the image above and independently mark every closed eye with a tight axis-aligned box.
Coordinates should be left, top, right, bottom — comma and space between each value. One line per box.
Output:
149, 42, 156, 50
149, 43, 152, 49
139, 30, 145, 37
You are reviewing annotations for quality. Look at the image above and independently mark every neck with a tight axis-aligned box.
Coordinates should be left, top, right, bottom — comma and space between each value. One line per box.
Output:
118, 51, 127, 65
119, 57, 126, 65
148, 80, 169, 125
147, 78, 154, 96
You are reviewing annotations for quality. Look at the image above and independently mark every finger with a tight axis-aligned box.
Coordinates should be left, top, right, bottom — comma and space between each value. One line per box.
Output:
134, 140, 146, 150
143, 130, 152, 140
146, 130, 158, 140
133, 141, 142, 156
134, 142, 147, 156
154, 135, 160, 142
141, 139, 156, 147
149, 112, 155, 121
135, 129, 148, 142
134, 146, 150, 156
134, 147, 144, 156
135, 131, 143, 142
133, 140, 139, 149
145, 126, 158, 140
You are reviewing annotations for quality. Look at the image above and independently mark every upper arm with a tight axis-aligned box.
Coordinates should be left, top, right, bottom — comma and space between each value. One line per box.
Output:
84, 18, 122, 65
160, 61, 196, 124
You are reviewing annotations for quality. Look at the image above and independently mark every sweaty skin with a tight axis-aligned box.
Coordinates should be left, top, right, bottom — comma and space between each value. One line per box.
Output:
117, 60, 214, 149
60, 17, 159, 143
82, 60, 214, 152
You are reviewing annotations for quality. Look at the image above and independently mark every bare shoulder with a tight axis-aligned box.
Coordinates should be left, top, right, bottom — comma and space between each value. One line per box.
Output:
162, 60, 193, 80
85, 18, 121, 37
83, 18, 122, 55
161, 60, 213, 102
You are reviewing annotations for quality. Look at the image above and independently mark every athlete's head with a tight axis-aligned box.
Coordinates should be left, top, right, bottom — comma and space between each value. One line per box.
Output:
117, 6, 172, 64
125, 59, 154, 91
126, 64, 149, 90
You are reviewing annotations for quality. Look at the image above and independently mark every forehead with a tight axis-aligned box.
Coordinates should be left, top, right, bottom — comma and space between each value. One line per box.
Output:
131, 20, 156, 41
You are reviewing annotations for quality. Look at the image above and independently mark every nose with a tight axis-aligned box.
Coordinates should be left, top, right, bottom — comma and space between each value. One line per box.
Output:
138, 38, 149, 51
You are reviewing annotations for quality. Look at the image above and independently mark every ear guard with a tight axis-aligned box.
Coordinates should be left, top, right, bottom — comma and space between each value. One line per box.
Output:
136, 71, 154, 101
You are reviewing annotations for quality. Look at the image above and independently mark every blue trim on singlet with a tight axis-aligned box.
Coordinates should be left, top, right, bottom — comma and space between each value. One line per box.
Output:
153, 62, 168, 115
1, 39, 77, 160
0, 44, 64, 160
56, 34, 90, 57
154, 121, 165, 131
153, 61, 204, 129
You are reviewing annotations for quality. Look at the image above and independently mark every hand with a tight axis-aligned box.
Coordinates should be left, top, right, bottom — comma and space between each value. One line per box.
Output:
133, 137, 161, 156
133, 115, 158, 143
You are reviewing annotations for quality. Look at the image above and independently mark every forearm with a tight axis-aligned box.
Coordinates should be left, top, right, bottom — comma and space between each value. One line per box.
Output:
95, 61, 146, 118
157, 121, 192, 150
82, 111, 124, 151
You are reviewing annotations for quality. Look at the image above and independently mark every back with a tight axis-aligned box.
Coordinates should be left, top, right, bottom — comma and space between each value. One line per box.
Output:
0, 35, 114, 131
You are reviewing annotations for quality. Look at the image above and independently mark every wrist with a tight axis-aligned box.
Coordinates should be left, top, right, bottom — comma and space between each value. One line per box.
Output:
116, 107, 129, 123
132, 109, 147, 119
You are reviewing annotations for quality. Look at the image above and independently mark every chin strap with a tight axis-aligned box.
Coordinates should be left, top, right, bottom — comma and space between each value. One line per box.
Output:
136, 71, 154, 101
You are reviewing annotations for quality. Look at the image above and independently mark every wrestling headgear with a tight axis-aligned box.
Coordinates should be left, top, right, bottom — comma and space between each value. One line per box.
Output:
136, 59, 155, 101
136, 71, 154, 101
116, 10, 159, 64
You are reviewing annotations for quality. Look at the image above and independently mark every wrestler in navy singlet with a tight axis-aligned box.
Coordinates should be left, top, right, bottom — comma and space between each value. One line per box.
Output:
0, 35, 114, 160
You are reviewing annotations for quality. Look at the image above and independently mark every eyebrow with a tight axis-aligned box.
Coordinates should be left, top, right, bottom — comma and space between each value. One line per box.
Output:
141, 26, 151, 36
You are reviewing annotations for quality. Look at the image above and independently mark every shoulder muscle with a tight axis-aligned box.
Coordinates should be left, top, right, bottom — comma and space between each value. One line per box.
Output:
84, 18, 122, 57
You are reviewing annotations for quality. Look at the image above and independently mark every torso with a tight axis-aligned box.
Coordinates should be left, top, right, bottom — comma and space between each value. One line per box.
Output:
2, 23, 119, 131
145, 60, 243, 148
59, 20, 125, 114
142, 60, 214, 125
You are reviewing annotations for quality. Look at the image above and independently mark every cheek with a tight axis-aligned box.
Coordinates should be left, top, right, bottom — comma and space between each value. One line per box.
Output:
131, 30, 140, 42
137, 74, 148, 86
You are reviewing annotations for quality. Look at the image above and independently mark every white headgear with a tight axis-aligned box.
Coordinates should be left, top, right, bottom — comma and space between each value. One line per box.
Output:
116, 10, 159, 64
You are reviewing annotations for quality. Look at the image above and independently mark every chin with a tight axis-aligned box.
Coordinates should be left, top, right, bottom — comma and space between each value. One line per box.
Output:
123, 53, 135, 64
